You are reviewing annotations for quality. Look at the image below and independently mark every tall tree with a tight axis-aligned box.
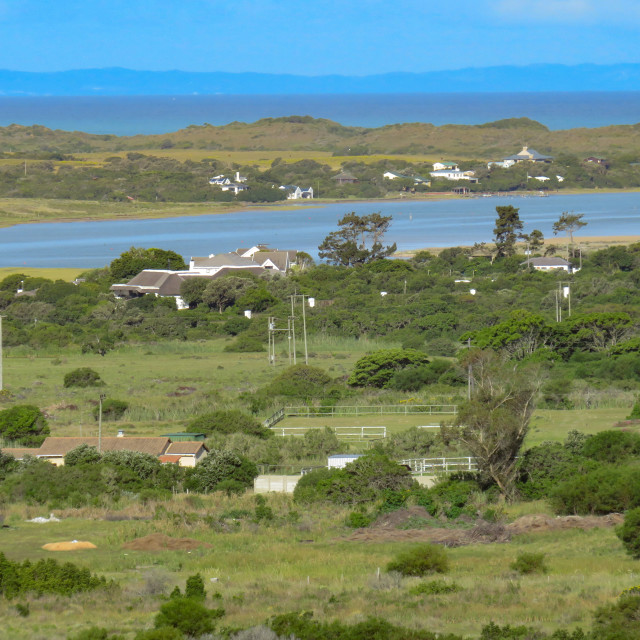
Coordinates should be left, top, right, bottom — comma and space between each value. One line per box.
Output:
493, 206, 523, 258
552, 211, 587, 244
318, 212, 396, 266
447, 350, 541, 500
109, 247, 186, 281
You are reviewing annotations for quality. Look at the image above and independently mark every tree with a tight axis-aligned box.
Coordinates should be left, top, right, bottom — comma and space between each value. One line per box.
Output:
0, 405, 50, 446
186, 449, 258, 493
154, 597, 224, 637
318, 212, 396, 266
448, 350, 541, 500
521, 229, 544, 252
348, 349, 430, 388
63, 367, 104, 388
553, 211, 587, 245
493, 206, 523, 258
109, 247, 186, 282
202, 276, 251, 313
179, 277, 210, 307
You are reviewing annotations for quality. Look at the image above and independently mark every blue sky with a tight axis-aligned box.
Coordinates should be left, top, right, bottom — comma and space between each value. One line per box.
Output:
1, 0, 638, 75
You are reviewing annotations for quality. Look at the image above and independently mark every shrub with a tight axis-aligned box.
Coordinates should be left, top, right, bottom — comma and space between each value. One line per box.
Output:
510, 552, 548, 574
92, 399, 128, 421
154, 597, 224, 637
293, 453, 415, 506
224, 335, 265, 352
386, 544, 449, 576
617, 507, 640, 558
63, 367, 104, 388
581, 430, 640, 463
266, 364, 332, 398
0, 404, 50, 446
409, 580, 462, 595
65, 444, 102, 466
345, 511, 374, 528
348, 349, 430, 388
186, 449, 258, 493
188, 409, 271, 439
184, 573, 206, 601
628, 400, 640, 420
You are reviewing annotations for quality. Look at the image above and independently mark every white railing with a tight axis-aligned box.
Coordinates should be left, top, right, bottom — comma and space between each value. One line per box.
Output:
400, 456, 477, 475
270, 425, 386, 439
284, 404, 457, 418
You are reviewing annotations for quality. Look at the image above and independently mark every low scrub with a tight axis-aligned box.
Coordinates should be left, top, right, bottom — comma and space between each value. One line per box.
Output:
386, 543, 449, 577
510, 552, 548, 575
63, 367, 104, 388
0, 552, 109, 597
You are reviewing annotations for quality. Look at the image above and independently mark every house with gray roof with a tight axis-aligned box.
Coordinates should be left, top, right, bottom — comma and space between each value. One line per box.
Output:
503, 146, 553, 164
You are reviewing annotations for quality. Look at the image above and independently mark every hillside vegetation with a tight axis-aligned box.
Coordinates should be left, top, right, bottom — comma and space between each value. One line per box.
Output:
2, 116, 640, 158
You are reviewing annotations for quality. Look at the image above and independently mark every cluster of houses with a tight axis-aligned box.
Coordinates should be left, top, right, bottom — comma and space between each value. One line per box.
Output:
110, 245, 298, 310
209, 172, 314, 199
2, 432, 209, 467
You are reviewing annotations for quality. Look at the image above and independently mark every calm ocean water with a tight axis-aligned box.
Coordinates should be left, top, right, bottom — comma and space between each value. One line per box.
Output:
0, 92, 639, 135
1, 193, 639, 268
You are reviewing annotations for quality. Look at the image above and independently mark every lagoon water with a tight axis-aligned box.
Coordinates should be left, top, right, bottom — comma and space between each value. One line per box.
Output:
1, 92, 640, 135
1, 192, 639, 268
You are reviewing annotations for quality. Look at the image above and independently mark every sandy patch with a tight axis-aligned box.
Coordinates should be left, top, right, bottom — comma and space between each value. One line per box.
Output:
42, 540, 96, 550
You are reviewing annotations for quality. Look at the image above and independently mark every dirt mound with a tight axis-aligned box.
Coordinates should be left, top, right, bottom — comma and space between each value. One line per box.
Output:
507, 513, 623, 535
42, 540, 96, 551
343, 512, 622, 546
122, 533, 212, 551
345, 521, 509, 546
372, 506, 434, 529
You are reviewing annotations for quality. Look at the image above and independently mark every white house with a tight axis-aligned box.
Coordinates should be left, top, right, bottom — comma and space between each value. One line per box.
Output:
279, 185, 314, 199
433, 161, 459, 171
521, 257, 572, 272
430, 169, 478, 182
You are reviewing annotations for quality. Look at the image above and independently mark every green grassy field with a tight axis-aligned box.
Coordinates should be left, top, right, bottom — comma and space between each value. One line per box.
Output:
0, 495, 636, 639
0, 339, 638, 638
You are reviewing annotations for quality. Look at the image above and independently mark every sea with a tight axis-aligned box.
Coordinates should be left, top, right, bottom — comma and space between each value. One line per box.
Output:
0, 92, 639, 135
1, 193, 639, 268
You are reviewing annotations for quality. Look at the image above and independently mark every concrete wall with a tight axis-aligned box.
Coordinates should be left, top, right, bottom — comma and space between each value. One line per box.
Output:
254, 475, 302, 494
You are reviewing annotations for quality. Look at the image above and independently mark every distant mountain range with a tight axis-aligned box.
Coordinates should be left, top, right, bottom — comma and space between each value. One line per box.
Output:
0, 64, 639, 96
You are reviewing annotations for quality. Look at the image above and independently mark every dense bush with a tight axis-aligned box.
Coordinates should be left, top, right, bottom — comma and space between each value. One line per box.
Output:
581, 430, 640, 463
154, 597, 224, 637
65, 444, 102, 466
551, 465, 640, 514
387, 544, 449, 576
510, 552, 548, 574
0, 404, 50, 446
0, 552, 108, 597
188, 409, 271, 438
266, 364, 333, 398
348, 349, 430, 388
92, 399, 129, 421
293, 453, 415, 505
616, 508, 640, 558
63, 367, 104, 388
409, 580, 462, 595
185, 449, 258, 493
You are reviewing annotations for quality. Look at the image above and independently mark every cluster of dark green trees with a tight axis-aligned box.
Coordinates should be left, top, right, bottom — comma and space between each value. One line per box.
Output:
0, 445, 257, 508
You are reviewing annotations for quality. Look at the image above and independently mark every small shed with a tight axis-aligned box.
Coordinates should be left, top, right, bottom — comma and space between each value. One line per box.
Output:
328, 454, 364, 469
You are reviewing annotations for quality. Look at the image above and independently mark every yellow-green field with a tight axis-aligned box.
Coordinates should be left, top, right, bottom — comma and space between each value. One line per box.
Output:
0, 496, 636, 639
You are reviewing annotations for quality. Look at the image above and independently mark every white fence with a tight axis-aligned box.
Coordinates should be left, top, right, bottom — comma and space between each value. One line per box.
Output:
270, 425, 386, 440
284, 404, 458, 418
400, 456, 478, 475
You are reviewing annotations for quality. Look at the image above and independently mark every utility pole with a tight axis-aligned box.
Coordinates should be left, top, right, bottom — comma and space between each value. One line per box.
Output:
98, 393, 106, 453
290, 296, 297, 365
